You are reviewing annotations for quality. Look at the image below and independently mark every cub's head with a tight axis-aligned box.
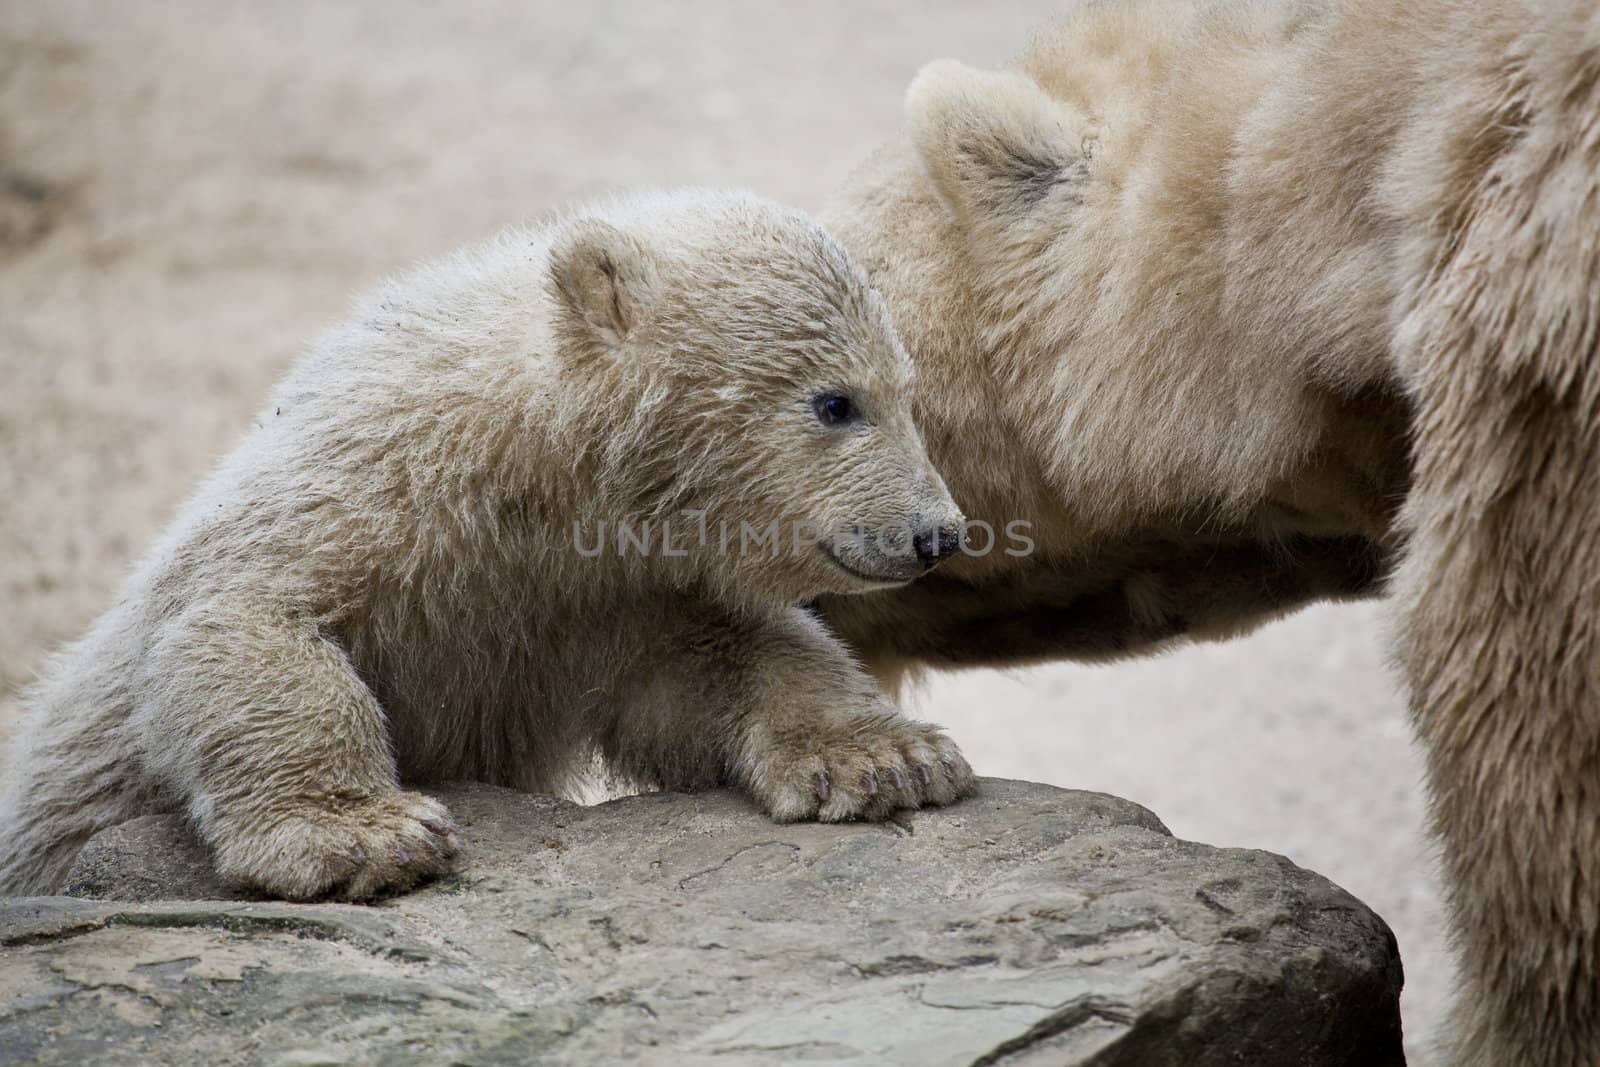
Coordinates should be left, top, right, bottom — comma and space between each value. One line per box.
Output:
547, 191, 963, 604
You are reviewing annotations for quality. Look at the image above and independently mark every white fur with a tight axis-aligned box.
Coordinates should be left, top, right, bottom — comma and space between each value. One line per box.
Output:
819, 3, 1600, 1063
0, 189, 975, 901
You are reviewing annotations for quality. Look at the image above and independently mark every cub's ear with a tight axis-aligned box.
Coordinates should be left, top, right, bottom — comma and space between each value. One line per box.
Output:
906, 60, 1093, 234
549, 219, 661, 347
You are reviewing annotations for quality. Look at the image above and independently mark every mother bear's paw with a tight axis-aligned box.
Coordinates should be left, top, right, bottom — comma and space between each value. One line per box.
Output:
210, 790, 460, 901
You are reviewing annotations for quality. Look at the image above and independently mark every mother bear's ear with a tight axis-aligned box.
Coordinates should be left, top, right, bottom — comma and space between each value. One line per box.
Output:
549, 219, 662, 350
906, 60, 1095, 239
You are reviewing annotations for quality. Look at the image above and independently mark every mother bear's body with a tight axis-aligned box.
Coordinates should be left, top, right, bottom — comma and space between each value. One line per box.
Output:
817, 1, 1600, 1064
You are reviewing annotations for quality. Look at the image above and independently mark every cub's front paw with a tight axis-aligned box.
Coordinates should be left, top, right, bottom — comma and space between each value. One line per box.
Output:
744, 712, 978, 823
211, 790, 460, 901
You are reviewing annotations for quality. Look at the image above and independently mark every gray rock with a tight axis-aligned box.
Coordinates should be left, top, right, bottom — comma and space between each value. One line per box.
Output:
1, 780, 1404, 1065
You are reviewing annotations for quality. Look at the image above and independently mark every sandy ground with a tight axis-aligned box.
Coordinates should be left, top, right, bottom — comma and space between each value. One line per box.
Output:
0, 2, 1449, 1059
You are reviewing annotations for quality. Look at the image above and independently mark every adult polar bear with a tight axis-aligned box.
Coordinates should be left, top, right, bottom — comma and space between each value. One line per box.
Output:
816, 0, 1600, 1064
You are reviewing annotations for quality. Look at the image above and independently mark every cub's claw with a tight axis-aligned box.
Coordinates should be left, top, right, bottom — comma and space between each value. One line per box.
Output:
211, 790, 460, 901
745, 717, 978, 823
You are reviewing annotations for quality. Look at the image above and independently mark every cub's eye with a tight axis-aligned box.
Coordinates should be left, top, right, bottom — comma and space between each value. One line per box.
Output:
812, 392, 858, 426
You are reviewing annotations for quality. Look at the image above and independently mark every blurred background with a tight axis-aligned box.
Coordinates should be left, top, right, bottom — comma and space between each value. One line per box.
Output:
0, 2, 1446, 1060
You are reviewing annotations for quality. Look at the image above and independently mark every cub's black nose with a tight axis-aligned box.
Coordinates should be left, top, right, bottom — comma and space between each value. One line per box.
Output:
913, 525, 963, 567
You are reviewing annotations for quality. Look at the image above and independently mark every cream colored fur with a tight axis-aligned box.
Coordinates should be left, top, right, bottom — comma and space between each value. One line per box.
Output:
0, 189, 976, 901
816, 1, 1600, 1063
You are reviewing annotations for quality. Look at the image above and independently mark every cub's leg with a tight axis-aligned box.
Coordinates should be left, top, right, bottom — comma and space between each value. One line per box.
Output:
599, 605, 976, 821
0, 637, 156, 895
137, 612, 459, 900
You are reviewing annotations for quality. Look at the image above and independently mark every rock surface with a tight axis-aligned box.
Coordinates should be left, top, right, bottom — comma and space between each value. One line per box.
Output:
0, 779, 1404, 1065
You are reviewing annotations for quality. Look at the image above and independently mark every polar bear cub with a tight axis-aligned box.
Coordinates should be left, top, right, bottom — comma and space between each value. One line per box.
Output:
0, 190, 976, 900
